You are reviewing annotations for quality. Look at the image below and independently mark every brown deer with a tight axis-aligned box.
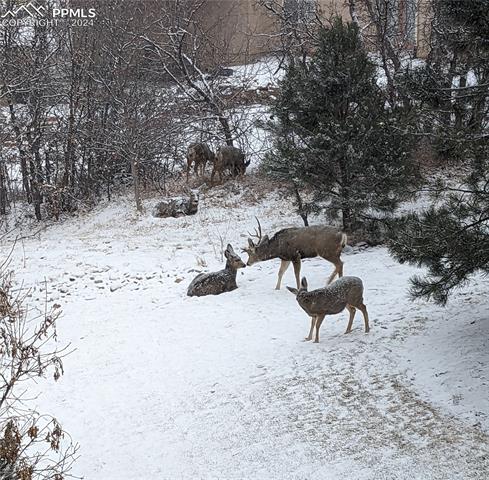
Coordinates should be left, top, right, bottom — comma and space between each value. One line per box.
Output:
187, 244, 246, 296
152, 190, 199, 218
243, 219, 347, 290
287, 276, 369, 343
186, 143, 214, 182
211, 145, 250, 184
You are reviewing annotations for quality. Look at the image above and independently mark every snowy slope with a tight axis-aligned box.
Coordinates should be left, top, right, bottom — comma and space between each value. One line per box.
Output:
1, 180, 488, 480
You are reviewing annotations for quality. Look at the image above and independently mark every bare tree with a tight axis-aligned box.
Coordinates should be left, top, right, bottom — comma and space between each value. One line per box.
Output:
258, 0, 325, 66
135, 0, 259, 147
348, 0, 419, 107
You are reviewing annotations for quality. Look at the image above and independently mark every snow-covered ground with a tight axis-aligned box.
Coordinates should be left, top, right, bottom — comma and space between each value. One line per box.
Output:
228, 57, 283, 90
1, 178, 488, 479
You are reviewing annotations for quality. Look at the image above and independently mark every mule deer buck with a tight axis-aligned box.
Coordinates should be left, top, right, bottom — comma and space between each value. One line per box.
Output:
287, 276, 370, 343
211, 145, 250, 184
186, 143, 215, 182
187, 244, 246, 296
243, 219, 347, 290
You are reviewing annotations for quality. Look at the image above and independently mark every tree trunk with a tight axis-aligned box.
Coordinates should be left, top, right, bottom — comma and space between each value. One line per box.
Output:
294, 186, 309, 226
131, 155, 143, 213
218, 115, 233, 146
341, 207, 353, 233
7, 101, 31, 201
0, 159, 7, 215
64, 107, 76, 188
338, 155, 354, 231
29, 150, 43, 221
454, 73, 467, 131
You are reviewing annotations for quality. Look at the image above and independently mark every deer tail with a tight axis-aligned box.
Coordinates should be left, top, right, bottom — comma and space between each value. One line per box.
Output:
341, 233, 348, 249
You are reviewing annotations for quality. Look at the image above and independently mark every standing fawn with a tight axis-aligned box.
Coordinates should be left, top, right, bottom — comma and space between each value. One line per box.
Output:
243, 218, 347, 290
287, 276, 370, 343
186, 143, 215, 182
187, 244, 246, 297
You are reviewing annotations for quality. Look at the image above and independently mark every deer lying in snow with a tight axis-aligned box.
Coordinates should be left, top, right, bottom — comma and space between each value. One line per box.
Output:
243, 218, 347, 290
187, 244, 246, 297
152, 190, 199, 218
287, 276, 370, 343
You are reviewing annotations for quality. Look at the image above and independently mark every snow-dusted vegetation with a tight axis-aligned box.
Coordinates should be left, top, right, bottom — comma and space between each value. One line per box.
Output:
1, 1, 488, 479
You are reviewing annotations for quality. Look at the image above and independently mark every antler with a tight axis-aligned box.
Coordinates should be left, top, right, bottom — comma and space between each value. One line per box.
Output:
247, 217, 262, 243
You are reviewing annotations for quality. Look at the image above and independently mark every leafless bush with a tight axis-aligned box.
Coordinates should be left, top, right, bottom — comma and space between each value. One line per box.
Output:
0, 251, 77, 479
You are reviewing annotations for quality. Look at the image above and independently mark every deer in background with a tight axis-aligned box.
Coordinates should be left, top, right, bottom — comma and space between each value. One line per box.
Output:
243, 219, 347, 290
211, 145, 250, 184
187, 244, 246, 297
186, 143, 215, 182
152, 189, 199, 218
287, 276, 370, 343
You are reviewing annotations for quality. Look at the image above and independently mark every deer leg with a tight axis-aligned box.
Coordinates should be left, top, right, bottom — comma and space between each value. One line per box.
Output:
210, 165, 216, 185
337, 259, 344, 278
292, 257, 301, 289
358, 303, 370, 333
326, 267, 337, 285
304, 316, 315, 341
186, 161, 191, 183
345, 305, 356, 334
275, 260, 291, 290
326, 259, 343, 285
314, 314, 326, 343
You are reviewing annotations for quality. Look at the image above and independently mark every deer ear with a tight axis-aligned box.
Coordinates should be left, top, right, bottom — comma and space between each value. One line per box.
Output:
301, 277, 308, 289
286, 286, 298, 295
248, 238, 255, 248
262, 235, 269, 243
226, 244, 235, 255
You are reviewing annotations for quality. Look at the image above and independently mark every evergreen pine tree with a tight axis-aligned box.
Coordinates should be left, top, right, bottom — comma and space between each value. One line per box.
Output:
388, 1, 489, 304
397, 0, 489, 163
262, 17, 418, 232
